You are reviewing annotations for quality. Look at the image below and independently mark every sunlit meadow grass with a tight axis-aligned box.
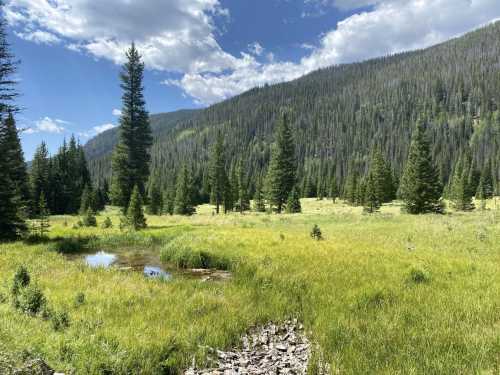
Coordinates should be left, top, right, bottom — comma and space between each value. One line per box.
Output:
1, 198, 500, 373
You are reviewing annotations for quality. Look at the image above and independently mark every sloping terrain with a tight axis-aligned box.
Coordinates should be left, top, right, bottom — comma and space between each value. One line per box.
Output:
86, 22, 500, 193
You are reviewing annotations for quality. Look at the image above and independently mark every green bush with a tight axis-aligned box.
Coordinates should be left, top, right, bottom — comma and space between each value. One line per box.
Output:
310, 224, 323, 241
101, 217, 113, 229
11, 266, 30, 297
82, 209, 97, 227
407, 267, 431, 284
74, 292, 86, 307
49, 237, 92, 254
16, 285, 46, 315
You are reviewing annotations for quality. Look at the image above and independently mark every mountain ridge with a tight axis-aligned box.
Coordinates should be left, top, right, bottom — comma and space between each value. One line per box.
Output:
86, 21, 500, 198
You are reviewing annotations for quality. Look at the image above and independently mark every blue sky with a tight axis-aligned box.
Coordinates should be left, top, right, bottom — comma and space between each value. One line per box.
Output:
5, 0, 500, 159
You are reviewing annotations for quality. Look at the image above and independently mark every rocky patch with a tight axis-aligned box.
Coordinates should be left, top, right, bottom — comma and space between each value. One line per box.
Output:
186, 320, 328, 375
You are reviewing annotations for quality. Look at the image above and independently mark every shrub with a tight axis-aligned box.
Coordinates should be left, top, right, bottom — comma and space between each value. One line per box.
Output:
16, 285, 46, 315
49, 237, 90, 254
51, 310, 70, 331
11, 266, 30, 297
74, 292, 86, 307
101, 217, 113, 229
407, 267, 430, 284
82, 208, 97, 227
310, 224, 323, 241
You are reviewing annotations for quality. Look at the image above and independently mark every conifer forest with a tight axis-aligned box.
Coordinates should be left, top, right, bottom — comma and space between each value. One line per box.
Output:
1, 2, 500, 374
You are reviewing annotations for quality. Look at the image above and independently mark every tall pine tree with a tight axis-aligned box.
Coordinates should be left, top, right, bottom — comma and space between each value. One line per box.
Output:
236, 158, 250, 213
266, 112, 296, 213
111, 44, 152, 211
286, 186, 302, 213
209, 133, 228, 214
148, 175, 162, 215
174, 165, 195, 216
0, 3, 25, 239
253, 177, 266, 212
4, 112, 30, 210
450, 154, 474, 211
30, 142, 50, 216
363, 172, 381, 213
400, 120, 444, 214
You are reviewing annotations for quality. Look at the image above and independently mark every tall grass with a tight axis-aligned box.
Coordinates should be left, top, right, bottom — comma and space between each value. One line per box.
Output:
1, 199, 500, 373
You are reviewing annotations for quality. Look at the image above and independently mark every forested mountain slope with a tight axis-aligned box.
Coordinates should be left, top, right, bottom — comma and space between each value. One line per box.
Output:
85, 109, 199, 179
86, 21, 500, 198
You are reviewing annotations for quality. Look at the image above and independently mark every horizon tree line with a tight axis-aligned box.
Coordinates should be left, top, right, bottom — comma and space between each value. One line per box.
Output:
1, 9, 499, 240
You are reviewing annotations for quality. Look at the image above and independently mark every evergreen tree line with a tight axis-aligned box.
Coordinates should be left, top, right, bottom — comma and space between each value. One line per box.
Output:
29, 137, 109, 217
0, 6, 29, 240
86, 22, 500, 200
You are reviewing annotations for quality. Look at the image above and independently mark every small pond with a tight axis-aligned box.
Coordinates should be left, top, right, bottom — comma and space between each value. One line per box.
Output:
82, 250, 172, 280
67, 249, 230, 282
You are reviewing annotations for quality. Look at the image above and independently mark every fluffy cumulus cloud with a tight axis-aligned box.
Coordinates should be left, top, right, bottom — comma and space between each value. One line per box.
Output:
5, 0, 234, 72
112, 109, 122, 117
25, 117, 67, 134
7, 0, 500, 105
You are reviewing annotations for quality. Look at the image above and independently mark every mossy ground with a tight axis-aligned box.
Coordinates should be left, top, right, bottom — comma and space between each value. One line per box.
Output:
1, 199, 500, 374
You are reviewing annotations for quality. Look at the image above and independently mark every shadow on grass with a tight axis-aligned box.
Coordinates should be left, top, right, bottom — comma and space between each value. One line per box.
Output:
23, 234, 97, 254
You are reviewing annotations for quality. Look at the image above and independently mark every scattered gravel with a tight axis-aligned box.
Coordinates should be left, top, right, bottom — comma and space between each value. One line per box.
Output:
185, 319, 329, 375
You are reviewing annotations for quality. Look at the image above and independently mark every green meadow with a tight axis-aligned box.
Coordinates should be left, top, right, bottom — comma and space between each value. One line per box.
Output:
1, 199, 500, 374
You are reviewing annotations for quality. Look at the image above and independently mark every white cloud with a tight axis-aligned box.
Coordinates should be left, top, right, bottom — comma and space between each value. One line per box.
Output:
93, 123, 116, 134
248, 42, 264, 56
6, 0, 234, 73
167, 0, 500, 104
7, 0, 500, 105
15, 30, 61, 44
112, 109, 122, 117
26, 117, 66, 134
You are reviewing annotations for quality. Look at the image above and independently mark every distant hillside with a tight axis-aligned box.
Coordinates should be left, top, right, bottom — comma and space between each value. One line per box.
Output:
86, 22, 500, 197
84, 109, 199, 161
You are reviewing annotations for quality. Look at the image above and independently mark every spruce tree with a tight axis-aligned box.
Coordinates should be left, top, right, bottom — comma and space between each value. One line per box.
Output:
266, 112, 296, 213
0, 146, 25, 239
229, 166, 239, 212
330, 176, 339, 203
253, 178, 266, 212
364, 173, 381, 213
476, 161, 494, 199
162, 183, 176, 215
148, 176, 162, 215
174, 165, 195, 216
344, 171, 358, 206
400, 120, 444, 214
79, 184, 93, 215
286, 186, 302, 213
126, 185, 147, 230
355, 178, 366, 206
4, 112, 30, 209
237, 159, 250, 213
0, 5, 18, 115
111, 44, 152, 211
30, 142, 50, 216
450, 155, 474, 211
223, 174, 234, 214
82, 208, 97, 227
209, 133, 227, 214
